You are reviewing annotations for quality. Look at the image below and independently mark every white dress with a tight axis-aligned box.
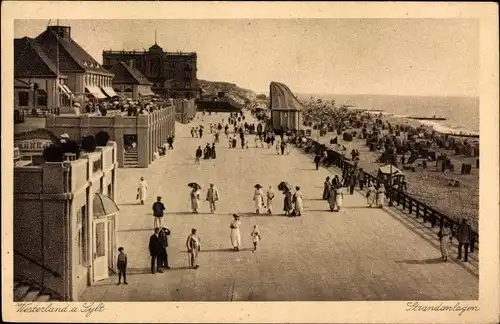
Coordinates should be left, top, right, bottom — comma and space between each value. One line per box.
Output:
294, 191, 304, 214
230, 220, 241, 247
191, 190, 200, 210
266, 189, 275, 212
335, 188, 344, 209
253, 189, 264, 212
137, 180, 148, 201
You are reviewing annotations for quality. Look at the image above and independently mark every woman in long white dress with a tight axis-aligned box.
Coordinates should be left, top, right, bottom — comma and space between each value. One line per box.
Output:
276, 139, 281, 155
190, 188, 201, 213
137, 177, 148, 205
376, 184, 386, 208
230, 214, 242, 251
335, 186, 344, 211
292, 186, 303, 216
253, 186, 264, 214
266, 186, 275, 215
439, 222, 452, 261
366, 182, 377, 207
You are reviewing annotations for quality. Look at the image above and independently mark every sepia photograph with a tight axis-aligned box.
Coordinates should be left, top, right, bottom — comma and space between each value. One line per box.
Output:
2, 2, 499, 323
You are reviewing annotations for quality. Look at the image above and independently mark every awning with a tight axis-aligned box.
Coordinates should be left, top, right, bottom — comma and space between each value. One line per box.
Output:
93, 193, 119, 218
101, 86, 118, 98
62, 85, 74, 98
85, 86, 107, 99
58, 84, 75, 99
58, 83, 70, 97
138, 88, 156, 97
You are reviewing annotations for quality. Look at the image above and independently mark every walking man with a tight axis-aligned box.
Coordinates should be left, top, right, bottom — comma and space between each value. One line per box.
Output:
186, 228, 201, 269
206, 183, 219, 213
457, 219, 472, 262
149, 228, 161, 274
195, 146, 202, 164
152, 196, 165, 229
158, 227, 171, 271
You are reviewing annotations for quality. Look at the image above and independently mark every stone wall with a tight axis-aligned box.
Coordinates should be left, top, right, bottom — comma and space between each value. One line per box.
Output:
45, 106, 176, 168
14, 142, 118, 300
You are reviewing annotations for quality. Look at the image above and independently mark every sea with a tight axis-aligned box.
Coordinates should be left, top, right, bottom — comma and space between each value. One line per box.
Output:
296, 93, 480, 134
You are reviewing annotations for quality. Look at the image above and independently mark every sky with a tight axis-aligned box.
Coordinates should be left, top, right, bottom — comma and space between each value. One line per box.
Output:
14, 19, 479, 97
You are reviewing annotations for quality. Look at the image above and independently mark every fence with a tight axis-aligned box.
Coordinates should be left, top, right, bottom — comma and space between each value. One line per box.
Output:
293, 136, 479, 253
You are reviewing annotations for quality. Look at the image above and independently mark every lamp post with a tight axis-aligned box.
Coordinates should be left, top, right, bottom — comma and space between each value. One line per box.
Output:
388, 154, 394, 207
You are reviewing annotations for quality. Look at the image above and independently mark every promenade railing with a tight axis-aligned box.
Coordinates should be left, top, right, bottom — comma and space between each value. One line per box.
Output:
293, 136, 479, 253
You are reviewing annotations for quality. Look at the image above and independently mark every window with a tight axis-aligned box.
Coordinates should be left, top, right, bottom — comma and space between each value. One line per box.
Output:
37, 89, 47, 106
18, 92, 29, 106
76, 205, 87, 266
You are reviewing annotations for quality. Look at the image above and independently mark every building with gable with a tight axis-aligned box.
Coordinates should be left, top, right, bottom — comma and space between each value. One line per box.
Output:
102, 42, 198, 100
14, 25, 116, 113
108, 61, 155, 100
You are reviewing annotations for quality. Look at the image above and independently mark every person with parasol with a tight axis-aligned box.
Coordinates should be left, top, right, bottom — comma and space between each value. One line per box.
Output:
278, 182, 293, 216
253, 184, 264, 214
229, 214, 242, 251
188, 183, 202, 213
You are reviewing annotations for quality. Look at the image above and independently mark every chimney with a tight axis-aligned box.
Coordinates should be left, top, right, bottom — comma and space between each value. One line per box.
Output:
47, 26, 71, 42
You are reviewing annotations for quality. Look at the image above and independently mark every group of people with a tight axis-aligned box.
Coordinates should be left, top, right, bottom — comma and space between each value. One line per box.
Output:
190, 126, 204, 138
229, 214, 262, 252
189, 183, 220, 214
322, 174, 386, 211
195, 143, 217, 163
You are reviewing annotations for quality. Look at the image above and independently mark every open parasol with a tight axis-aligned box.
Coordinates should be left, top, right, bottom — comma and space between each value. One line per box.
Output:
188, 182, 202, 190
277, 181, 291, 191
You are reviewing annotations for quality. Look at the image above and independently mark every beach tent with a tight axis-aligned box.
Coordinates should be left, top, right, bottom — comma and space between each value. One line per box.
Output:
377, 164, 405, 185
378, 164, 404, 176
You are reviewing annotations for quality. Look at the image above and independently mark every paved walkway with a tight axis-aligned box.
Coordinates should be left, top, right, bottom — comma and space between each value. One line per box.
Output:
80, 112, 478, 301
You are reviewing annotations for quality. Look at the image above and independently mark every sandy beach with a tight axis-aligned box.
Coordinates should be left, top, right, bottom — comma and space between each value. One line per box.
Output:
310, 113, 479, 232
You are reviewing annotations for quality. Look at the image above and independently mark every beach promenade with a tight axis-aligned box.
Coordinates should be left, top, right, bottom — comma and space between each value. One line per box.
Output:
80, 112, 478, 301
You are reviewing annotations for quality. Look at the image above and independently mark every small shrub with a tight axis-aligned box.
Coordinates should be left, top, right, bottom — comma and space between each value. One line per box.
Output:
81, 135, 97, 152
61, 139, 81, 159
43, 145, 64, 162
95, 131, 110, 146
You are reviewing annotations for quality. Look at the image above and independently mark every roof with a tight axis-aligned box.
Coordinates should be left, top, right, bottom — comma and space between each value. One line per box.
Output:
269, 81, 304, 111
378, 164, 404, 176
109, 61, 153, 85
14, 37, 63, 78
14, 79, 30, 89
35, 27, 113, 76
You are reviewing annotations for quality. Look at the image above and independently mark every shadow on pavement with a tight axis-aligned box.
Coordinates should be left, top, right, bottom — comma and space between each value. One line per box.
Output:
118, 228, 153, 232
394, 258, 445, 265
200, 248, 254, 253
119, 203, 142, 206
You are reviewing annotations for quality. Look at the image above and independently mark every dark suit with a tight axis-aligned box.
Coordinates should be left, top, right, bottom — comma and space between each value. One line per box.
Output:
149, 234, 161, 273
158, 229, 171, 269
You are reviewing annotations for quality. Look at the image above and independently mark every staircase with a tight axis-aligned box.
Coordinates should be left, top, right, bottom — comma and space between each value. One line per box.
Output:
124, 148, 139, 168
14, 278, 62, 302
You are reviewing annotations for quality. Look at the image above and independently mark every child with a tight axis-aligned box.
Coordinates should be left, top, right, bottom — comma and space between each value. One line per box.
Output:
117, 247, 128, 285
245, 139, 249, 149
250, 225, 262, 253
228, 137, 232, 148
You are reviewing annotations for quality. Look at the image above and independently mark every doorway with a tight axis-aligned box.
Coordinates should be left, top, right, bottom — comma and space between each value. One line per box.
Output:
92, 219, 108, 282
